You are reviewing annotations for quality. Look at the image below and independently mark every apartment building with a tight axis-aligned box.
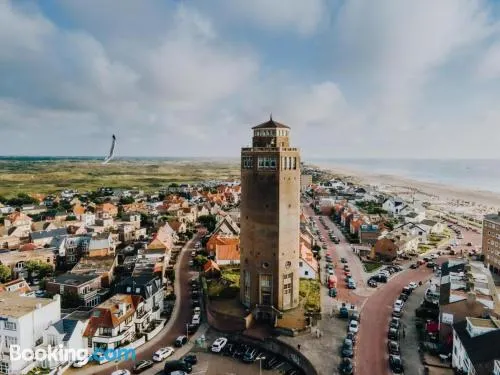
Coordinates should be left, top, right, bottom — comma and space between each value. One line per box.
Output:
482, 212, 500, 274
46, 273, 103, 307
0, 293, 61, 375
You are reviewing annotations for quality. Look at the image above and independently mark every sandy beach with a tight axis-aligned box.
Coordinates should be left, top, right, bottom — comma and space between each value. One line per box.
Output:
311, 162, 500, 222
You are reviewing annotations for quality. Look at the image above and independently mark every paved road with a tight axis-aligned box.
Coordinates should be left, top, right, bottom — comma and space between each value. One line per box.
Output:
70, 235, 201, 375
356, 266, 433, 375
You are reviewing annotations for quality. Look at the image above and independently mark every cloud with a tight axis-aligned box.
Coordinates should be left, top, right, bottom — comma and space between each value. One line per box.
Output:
477, 42, 500, 79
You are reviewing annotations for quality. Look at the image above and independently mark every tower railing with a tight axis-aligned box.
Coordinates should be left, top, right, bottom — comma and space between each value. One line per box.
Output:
241, 147, 298, 152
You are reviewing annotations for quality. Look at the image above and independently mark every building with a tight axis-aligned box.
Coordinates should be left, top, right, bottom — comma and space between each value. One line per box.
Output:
239, 117, 301, 320
299, 242, 318, 279
452, 317, 500, 375
206, 234, 240, 265
482, 212, 500, 274
83, 294, 142, 350
300, 174, 313, 193
382, 197, 406, 216
46, 273, 103, 307
359, 224, 381, 245
0, 293, 61, 375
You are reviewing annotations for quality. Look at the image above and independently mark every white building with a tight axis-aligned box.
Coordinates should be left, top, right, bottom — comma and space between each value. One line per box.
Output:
0, 293, 61, 375
452, 317, 500, 375
382, 197, 406, 215
299, 243, 318, 279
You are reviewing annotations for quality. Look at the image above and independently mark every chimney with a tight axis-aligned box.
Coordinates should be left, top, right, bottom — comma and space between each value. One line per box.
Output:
467, 292, 476, 305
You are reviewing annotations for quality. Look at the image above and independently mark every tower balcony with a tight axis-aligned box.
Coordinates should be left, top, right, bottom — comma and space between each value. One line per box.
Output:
241, 147, 298, 152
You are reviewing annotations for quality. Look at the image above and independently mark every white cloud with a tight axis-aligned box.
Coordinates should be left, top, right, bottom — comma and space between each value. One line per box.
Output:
477, 42, 500, 79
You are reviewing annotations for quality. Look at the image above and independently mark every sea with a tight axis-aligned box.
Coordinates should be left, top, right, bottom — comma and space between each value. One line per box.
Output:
1, 156, 499, 194
309, 158, 500, 194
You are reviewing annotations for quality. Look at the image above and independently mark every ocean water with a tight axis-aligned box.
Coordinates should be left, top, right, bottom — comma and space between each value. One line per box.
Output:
309, 158, 500, 194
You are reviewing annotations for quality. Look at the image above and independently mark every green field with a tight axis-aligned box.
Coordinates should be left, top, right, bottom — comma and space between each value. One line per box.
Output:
0, 159, 240, 198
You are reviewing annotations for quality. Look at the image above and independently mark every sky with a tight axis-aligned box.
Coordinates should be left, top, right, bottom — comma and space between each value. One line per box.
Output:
1, 0, 500, 159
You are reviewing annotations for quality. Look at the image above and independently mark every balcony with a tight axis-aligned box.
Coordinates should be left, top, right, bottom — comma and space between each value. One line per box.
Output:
135, 309, 151, 324
93, 324, 134, 344
241, 147, 298, 152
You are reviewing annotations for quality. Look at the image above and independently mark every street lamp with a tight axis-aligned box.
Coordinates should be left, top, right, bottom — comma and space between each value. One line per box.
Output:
186, 323, 189, 340
257, 355, 266, 375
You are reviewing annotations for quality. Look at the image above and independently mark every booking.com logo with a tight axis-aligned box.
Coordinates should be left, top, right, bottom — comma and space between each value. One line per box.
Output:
10, 344, 136, 362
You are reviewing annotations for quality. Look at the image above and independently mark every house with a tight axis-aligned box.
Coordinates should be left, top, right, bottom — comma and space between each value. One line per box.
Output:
208, 236, 240, 265
0, 248, 56, 279
382, 197, 406, 216
0, 226, 22, 249
121, 213, 142, 229
114, 275, 164, 325
371, 238, 399, 261
95, 203, 118, 217
167, 219, 187, 234
30, 227, 68, 247
4, 211, 32, 229
87, 233, 115, 257
46, 273, 103, 307
420, 219, 445, 234
72, 204, 86, 219
299, 242, 318, 279
147, 223, 176, 252
393, 222, 429, 244
203, 260, 221, 278
41, 317, 88, 369
118, 223, 136, 244
212, 215, 240, 236
83, 294, 142, 350
403, 211, 426, 224
350, 216, 366, 235
0, 293, 61, 375
0, 278, 31, 296
31, 221, 61, 232
359, 224, 381, 245
452, 317, 500, 375
70, 256, 116, 288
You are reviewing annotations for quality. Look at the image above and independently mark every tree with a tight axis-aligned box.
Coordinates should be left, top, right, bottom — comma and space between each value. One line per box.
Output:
0, 264, 12, 283
0, 195, 7, 204
61, 291, 82, 309
194, 255, 208, 267
197, 214, 217, 233
120, 196, 135, 205
24, 260, 54, 279
7, 193, 39, 207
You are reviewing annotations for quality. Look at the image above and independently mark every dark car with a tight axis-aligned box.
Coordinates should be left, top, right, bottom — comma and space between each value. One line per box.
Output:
387, 340, 400, 355
340, 257, 348, 263
390, 318, 400, 330
338, 358, 354, 375
186, 323, 198, 334
233, 344, 247, 359
182, 354, 197, 365
133, 360, 154, 374
399, 293, 408, 302
242, 347, 258, 363
346, 332, 357, 346
343, 265, 350, 271
328, 288, 337, 297
389, 355, 404, 373
175, 335, 188, 347
341, 339, 354, 358
410, 263, 418, 269
164, 360, 192, 374
350, 311, 360, 322
388, 327, 399, 340
427, 262, 436, 268
223, 343, 234, 356
339, 306, 349, 319
368, 279, 377, 288
402, 286, 412, 295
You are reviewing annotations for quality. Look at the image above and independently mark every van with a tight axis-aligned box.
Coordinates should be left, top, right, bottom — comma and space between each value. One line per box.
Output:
164, 360, 192, 374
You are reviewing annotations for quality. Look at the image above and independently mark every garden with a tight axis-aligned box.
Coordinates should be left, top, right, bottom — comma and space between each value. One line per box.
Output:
299, 278, 321, 312
362, 261, 382, 272
207, 266, 240, 299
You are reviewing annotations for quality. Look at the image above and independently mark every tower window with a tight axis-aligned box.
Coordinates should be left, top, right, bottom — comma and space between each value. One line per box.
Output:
242, 156, 253, 169
258, 157, 277, 170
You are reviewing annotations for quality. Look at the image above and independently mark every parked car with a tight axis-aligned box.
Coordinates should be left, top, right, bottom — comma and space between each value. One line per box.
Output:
341, 339, 354, 358
387, 341, 400, 355
338, 358, 354, 375
346, 332, 357, 346
340, 257, 347, 263
399, 293, 408, 302
328, 288, 337, 297
394, 299, 404, 310
164, 360, 192, 374
408, 281, 418, 289
347, 279, 356, 289
242, 347, 259, 363
175, 336, 188, 347
410, 263, 419, 269
153, 347, 175, 362
339, 306, 349, 319
368, 279, 377, 288
111, 370, 131, 375
211, 337, 228, 353
389, 355, 404, 373
392, 307, 402, 318
390, 317, 400, 330
402, 286, 412, 295
348, 320, 359, 334
388, 327, 399, 340
343, 265, 350, 271
133, 360, 154, 374
427, 261, 436, 268
191, 314, 200, 325
182, 354, 198, 365
350, 311, 360, 322
72, 356, 91, 368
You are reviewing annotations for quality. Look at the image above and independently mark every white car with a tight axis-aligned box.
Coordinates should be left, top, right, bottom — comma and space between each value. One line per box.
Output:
111, 370, 131, 375
348, 320, 359, 334
153, 346, 175, 362
408, 282, 418, 289
211, 337, 228, 352
193, 307, 201, 315
192, 314, 200, 325
394, 299, 404, 310
72, 355, 90, 368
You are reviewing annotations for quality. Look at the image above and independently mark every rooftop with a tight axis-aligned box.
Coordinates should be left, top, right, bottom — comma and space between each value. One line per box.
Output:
252, 118, 290, 130
0, 292, 57, 318
51, 273, 99, 286
484, 212, 500, 224
468, 317, 500, 329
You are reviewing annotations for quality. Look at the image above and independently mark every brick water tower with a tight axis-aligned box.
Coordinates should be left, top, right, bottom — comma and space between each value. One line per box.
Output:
239, 116, 301, 321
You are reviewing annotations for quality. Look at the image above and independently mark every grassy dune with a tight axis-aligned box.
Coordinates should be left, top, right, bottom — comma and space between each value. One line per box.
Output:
0, 159, 240, 197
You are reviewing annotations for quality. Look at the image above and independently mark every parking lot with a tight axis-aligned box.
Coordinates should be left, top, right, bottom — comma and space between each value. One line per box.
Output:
186, 352, 279, 375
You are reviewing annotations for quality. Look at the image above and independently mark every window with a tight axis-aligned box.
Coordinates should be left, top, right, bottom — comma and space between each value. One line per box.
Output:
47, 335, 58, 346
0, 361, 9, 375
260, 274, 272, 305
4, 336, 17, 348
299, 261, 303, 267
126, 286, 131, 292
242, 156, 253, 169
243, 270, 251, 306
4, 321, 16, 331
257, 157, 277, 170
101, 327, 112, 336
293, 157, 297, 170
305, 271, 309, 276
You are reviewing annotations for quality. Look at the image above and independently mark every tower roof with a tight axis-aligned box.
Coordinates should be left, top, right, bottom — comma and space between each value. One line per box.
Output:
252, 116, 290, 130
